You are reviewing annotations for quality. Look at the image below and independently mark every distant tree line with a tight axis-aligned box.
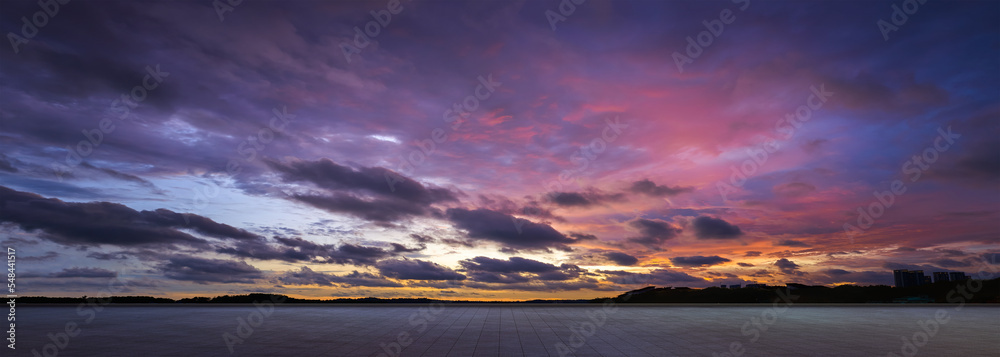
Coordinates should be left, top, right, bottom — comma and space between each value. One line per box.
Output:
16, 278, 999, 304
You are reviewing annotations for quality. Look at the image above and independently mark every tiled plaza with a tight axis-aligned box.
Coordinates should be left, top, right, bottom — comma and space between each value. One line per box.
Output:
13, 305, 999, 356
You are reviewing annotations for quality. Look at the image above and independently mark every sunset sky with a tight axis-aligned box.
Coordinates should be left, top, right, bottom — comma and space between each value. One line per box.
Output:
1, 0, 998, 300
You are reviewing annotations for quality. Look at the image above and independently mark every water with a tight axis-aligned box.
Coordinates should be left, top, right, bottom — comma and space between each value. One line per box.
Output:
10, 305, 999, 356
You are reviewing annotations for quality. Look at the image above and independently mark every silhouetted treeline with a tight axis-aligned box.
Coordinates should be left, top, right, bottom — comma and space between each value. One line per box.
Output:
16, 278, 999, 304
605, 278, 1000, 304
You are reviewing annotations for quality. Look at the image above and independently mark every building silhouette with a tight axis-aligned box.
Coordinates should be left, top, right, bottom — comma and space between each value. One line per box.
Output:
933, 271, 951, 283
893, 269, 927, 288
949, 272, 969, 281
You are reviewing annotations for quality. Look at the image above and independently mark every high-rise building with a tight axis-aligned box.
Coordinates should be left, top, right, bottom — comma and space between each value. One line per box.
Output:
933, 272, 950, 283
893, 270, 926, 288
949, 272, 969, 281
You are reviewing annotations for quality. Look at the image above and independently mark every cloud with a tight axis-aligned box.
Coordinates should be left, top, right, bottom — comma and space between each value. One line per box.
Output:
772, 182, 816, 197
745, 251, 762, 257
0, 186, 258, 247
670, 255, 732, 267
20, 251, 59, 261
604, 251, 639, 266
459, 256, 560, 273
0, 154, 18, 173
626, 218, 681, 248
161, 256, 263, 284
41, 267, 117, 278
774, 258, 801, 275
775, 239, 811, 247
266, 158, 456, 222
446, 208, 580, 251
545, 189, 624, 208
737, 262, 754, 267
376, 259, 466, 281
691, 216, 743, 239
276, 266, 402, 287
458, 256, 586, 283
931, 258, 971, 268
601, 269, 707, 286
79, 162, 155, 187
628, 179, 692, 197
216, 236, 396, 265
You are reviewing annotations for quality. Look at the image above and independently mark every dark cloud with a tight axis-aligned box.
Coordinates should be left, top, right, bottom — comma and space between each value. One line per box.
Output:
626, 218, 681, 248
266, 158, 456, 223
691, 216, 743, 239
601, 269, 707, 286
446, 208, 579, 251
818, 269, 891, 285
604, 251, 639, 266
569, 233, 599, 241
565, 249, 638, 266
410, 234, 435, 243
774, 258, 801, 275
276, 266, 402, 287
459, 257, 586, 283
545, 189, 624, 208
376, 259, 466, 281
745, 251, 762, 257
459, 256, 560, 273
79, 162, 154, 187
737, 262, 754, 267
20, 251, 59, 261
161, 256, 263, 284
775, 239, 811, 247
670, 255, 732, 267
48, 267, 117, 278
547, 192, 592, 207
217, 236, 395, 265
0, 186, 258, 247
463, 280, 603, 292
628, 179, 692, 197
931, 258, 971, 268
391, 243, 426, 253
0, 154, 18, 173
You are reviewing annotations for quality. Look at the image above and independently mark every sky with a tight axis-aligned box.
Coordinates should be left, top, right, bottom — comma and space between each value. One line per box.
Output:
0, 0, 998, 301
